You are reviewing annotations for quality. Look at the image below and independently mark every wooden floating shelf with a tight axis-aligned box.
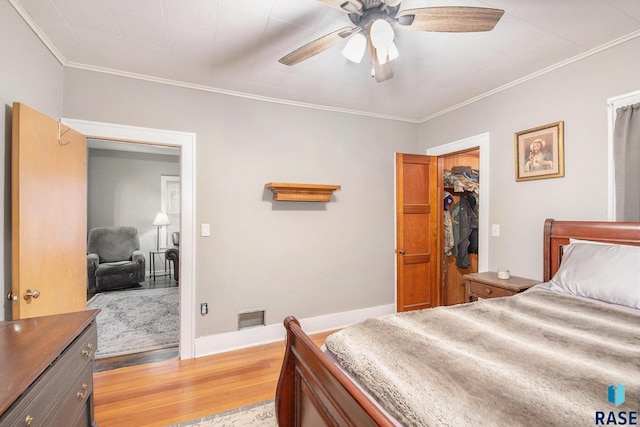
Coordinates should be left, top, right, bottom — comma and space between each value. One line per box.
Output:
265, 182, 341, 202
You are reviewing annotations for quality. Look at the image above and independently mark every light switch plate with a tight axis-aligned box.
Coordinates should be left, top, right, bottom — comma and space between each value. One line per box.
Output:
201, 223, 211, 237
491, 224, 500, 237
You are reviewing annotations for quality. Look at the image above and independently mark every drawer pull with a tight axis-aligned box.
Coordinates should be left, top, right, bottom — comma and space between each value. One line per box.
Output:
484, 288, 492, 295
81, 345, 93, 358
25, 415, 33, 426
77, 383, 89, 400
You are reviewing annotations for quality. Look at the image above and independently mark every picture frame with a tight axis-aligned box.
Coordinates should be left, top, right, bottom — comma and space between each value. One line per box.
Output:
161, 175, 181, 215
160, 175, 180, 248
514, 121, 564, 181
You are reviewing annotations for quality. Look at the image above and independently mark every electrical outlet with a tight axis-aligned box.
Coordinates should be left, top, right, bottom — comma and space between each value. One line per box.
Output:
200, 303, 208, 316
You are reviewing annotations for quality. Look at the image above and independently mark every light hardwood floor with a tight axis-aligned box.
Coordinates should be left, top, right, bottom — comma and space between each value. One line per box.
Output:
93, 330, 334, 427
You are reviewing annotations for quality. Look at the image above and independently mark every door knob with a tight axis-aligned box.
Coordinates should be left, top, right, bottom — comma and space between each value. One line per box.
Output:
398, 249, 405, 254
23, 289, 40, 300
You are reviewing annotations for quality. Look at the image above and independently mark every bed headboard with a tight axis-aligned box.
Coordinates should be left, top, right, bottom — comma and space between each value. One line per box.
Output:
543, 218, 640, 281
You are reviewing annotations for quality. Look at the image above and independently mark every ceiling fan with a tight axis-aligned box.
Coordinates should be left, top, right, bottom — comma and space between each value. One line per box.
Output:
279, 0, 504, 82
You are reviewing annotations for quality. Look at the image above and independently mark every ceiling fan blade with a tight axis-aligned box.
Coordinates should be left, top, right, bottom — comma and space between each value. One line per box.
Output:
317, 0, 361, 13
397, 7, 504, 32
279, 27, 355, 66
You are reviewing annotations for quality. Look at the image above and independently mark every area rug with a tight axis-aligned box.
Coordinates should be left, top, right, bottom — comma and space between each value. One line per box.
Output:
87, 287, 179, 359
170, 400, 276, 427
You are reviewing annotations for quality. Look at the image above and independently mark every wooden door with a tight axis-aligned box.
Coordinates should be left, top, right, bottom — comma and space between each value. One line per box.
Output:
11, 103, 87, 319
395, 153, 440, 312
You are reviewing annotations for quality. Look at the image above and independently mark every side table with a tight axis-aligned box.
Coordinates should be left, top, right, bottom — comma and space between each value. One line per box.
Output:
149, 249, 172, 281
463, 271, 539, 303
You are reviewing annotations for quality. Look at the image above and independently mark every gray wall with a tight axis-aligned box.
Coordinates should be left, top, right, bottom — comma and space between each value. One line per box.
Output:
4, 0, 638, 339
87, 148, 180, 270
419, 36, 640, 280
1, 1, 64, 320
62, 69, 418, 337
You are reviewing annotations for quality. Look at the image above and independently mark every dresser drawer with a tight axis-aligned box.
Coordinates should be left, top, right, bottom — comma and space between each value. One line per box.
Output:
468, 281, 514, 299
63, 321, 98, 367
49, 363, 94, 426
0, 322, 96, 427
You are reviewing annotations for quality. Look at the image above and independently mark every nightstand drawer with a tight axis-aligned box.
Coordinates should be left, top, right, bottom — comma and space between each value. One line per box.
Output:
468, 282, 514, 299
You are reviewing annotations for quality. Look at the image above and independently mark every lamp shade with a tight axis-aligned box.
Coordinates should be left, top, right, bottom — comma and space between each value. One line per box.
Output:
152, 211, 171, 226
342, 33, 367, 63
370, 19, 394, 49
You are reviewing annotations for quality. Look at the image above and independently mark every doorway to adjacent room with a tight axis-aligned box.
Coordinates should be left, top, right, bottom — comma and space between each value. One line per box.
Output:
62, 117, 196, 360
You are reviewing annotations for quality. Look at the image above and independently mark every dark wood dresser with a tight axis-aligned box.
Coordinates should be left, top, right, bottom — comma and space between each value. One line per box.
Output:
0, 310, 100, 427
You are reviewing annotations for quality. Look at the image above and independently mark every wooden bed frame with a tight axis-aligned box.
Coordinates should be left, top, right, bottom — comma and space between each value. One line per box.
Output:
275, 219, 640, 426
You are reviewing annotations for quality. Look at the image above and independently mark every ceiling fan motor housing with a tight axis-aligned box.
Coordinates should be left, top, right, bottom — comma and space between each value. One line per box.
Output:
346, 0, 401, 28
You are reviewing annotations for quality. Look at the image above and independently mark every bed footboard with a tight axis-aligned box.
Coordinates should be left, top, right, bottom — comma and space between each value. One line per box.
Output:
275, 316, 393, 427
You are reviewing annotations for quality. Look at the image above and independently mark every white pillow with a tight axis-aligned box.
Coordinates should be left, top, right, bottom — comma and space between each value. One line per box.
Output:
547, 242, 640, 309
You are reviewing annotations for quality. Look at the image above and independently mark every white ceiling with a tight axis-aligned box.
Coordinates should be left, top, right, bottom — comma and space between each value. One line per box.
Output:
10, 0, 640, 122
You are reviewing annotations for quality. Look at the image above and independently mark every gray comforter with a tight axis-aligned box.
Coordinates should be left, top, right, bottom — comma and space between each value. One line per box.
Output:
325, 290, 640, 426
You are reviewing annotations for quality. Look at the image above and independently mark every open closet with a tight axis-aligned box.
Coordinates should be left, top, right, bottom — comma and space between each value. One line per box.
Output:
440, 148, 479, 305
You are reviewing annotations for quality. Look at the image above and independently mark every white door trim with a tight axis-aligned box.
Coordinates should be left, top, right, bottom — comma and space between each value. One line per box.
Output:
427, 133, 490, 272
606, 90, 640, 220
62, 118, 196, 359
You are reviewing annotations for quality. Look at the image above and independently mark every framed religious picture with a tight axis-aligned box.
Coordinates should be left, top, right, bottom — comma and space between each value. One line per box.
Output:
514, 121, 564, 181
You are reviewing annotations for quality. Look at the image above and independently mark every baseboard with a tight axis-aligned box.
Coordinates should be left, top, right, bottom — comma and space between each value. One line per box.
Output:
193, 304, 395, 358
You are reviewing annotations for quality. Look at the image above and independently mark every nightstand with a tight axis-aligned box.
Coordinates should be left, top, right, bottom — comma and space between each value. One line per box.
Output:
463, 272, 539, 303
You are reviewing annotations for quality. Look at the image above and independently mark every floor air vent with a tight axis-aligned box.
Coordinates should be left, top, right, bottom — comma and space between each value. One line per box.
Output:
238, 310, 265, 330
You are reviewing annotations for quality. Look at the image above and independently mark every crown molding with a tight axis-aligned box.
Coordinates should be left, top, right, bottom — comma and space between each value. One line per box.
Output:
419, 30, 640, 123
64, 61, 420, 123
10, 0, 640, 125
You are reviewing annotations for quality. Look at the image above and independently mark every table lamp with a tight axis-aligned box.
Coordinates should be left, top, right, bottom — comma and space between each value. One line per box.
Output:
152, 211, 171, 251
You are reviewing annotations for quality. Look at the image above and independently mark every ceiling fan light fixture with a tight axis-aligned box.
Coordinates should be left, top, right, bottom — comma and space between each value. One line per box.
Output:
342, 33, 367, 63
370, 18, 394, 49
376, 40, 399, 65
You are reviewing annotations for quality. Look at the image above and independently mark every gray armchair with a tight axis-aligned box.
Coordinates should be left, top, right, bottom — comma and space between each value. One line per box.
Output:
87, 226, 146, 292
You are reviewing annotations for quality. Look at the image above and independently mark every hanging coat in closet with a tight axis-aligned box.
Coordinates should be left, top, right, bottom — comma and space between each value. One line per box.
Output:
451, 193, 478, 268
444, 192, 455, 256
